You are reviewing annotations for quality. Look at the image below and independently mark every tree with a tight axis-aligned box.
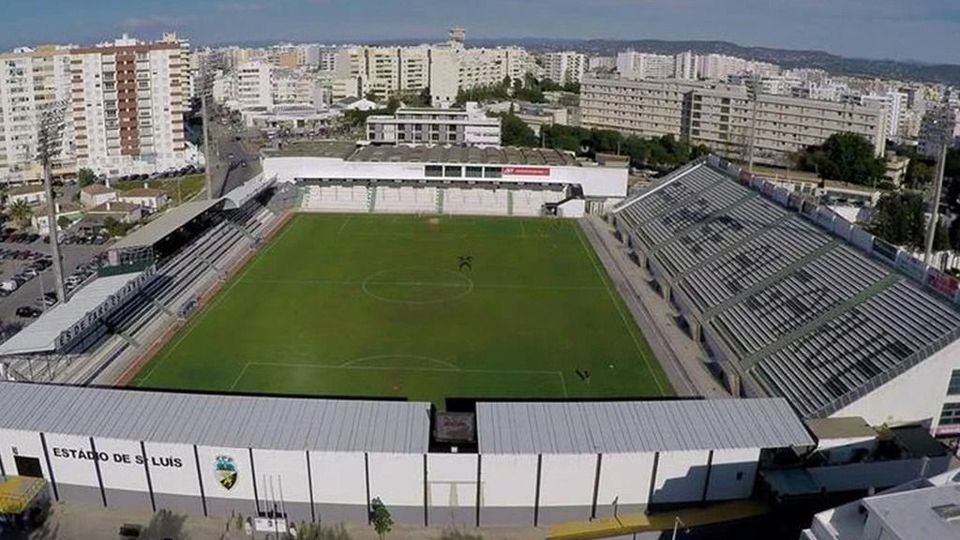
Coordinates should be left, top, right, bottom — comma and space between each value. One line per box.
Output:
870, 192, 928, 249
794, 133, 886, 185
7, 200, 33, 229
500, 113, 538, 147
102, 217, 133, 238
77, 168, 97, 188
369, 498, 393, 540
904, 159, 934, 189
57, 215, 71, 231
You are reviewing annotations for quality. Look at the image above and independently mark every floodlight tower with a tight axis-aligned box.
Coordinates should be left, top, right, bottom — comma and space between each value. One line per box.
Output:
923, 111, 951, 267
36, 100, 69, 304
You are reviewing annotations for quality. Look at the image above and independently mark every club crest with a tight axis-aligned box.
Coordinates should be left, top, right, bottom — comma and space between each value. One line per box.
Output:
214, 455, 238, 490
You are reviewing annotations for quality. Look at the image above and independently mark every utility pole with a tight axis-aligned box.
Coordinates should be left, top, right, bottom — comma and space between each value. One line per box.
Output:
201, 91, 213, 200
37, 101, 68, 304
924, 137, 948, 266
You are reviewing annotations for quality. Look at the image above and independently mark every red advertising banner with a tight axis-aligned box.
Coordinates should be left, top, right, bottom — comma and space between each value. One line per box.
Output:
926, 268, 960, 299
502, 167, 550, 176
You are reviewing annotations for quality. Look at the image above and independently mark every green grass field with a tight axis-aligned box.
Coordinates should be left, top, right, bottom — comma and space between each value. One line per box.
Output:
133, 214, 671, 407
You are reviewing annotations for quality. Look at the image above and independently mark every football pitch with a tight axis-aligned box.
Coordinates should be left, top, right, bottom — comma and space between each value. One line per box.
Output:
133, 214, 672, 407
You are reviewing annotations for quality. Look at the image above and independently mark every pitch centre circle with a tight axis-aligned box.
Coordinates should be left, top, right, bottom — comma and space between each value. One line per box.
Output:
362, 267, 474, 304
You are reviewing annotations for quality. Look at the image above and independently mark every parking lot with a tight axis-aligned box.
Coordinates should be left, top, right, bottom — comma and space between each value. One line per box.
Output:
0, 232, 110, 340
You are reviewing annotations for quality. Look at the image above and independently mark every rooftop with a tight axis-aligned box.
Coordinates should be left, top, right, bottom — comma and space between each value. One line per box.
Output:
86, 201, 141, 214
476, 398, 813, 454
7, 184, 45, 196
0, 381, 431, 454
612, 159, 960, 418
118, 188, 166, 198
864, 485, 960, 540
0, 271, 149, 356
806, 417, 876, 441
81, 184, 117, 195
262, 141, 582, 166
110, 198, 224, 250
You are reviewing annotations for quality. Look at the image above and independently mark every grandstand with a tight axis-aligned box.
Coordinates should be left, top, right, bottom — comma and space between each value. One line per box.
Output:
611, 157, 960, 429
0, 181, 288, 387
262, 142, 626, 217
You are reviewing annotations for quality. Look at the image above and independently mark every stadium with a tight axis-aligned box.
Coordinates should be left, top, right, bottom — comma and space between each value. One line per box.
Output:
0, 146, 957, 528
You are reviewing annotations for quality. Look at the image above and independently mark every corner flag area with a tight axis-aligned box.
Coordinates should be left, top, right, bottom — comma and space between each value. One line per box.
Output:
131, 214, 670, 407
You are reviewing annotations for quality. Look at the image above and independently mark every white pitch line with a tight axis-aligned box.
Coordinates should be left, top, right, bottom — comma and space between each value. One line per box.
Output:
557, 371, 569, 398
244, 361, 563, 377
336, 215, 352, 235
239, 278, 603, 291
573, 224, 667, 395
228, 362, 252, 391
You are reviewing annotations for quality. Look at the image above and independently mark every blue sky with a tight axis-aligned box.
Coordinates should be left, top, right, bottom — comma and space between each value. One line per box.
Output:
3, 0, 959, 64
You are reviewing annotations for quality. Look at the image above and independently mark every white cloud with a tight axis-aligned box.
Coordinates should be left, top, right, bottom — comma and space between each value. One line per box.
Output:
120, 15, 191, 30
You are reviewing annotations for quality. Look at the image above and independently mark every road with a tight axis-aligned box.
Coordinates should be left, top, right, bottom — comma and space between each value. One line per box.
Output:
206, 110, 263, 198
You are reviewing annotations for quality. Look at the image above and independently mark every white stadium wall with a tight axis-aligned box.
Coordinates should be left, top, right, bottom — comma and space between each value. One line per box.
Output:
538, 453, 598, 523
142, 441, 204, 515
478, 454, 538, 525
832, 339, 960, 428
426, 453, 479, 528
92, 437, 152, 510
595, 452, 656, 516
309, 451, 367, 522
367, 452, 425, 524
651, 450, 710, 504
706, 448, 760, 501
262, 156, 628, 199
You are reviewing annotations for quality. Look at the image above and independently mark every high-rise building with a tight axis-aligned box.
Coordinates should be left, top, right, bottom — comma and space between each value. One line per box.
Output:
543, 51, 587, 85
69, 35, 192, 177
581, 77, 887, 167
0, 45, 74, 184
615, 51, 675, 79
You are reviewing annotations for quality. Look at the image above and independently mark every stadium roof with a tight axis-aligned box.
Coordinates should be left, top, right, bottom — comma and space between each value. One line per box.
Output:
262, 141, 582, 167
0, 382, 431, 453
476, 398, 813, 454
222, 173, 276, 210
110, 198, 224, 250
613, 160, 960, 418
0, 271, 148, 356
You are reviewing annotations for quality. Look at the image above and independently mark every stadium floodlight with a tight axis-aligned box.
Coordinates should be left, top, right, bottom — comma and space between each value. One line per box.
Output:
36, 99, 69, 305
923, 111, 951, 267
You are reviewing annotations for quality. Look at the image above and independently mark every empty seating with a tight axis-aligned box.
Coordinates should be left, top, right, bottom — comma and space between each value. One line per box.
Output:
442, 188, 510, 216
375, 186, 438, 214
302, 185, 369, 212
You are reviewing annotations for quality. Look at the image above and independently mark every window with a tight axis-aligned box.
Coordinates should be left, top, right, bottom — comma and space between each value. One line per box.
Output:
484, 167, 502, 179
735, 472, 744, 481
444, 166, 462, 178
424, 165, 442, 177
465, 166, 483, 178
948, 370, 960, 395
939, 403, 960, 426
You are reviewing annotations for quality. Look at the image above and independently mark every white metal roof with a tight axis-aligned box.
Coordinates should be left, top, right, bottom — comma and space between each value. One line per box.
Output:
0, 382, 431, 453
0, 271, 147, 356
476, 398, 814, 454
222, 173, 276, 210
111, 198, 223, 250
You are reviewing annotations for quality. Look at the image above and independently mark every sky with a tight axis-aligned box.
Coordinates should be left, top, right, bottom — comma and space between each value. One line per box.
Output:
2, 0, 960, 64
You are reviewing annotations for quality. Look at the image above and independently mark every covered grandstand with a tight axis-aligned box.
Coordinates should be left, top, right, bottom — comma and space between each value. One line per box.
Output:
611, 157, 960, 429
261, 142, 627, 217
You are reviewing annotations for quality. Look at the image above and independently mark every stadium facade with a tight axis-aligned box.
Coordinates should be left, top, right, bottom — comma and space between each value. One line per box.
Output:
261, 142, 628, 217
0, 382, 813, 526
611, 156, 960, 433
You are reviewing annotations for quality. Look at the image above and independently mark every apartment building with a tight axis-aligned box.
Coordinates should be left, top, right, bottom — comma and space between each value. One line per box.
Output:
332, 28, 539, 107
580, 77, 701, 138
543, 51, 587, 85
0, 46, 74, 184
615, 51, 675, 80
217, 61, 325, 113
581, 77, 887, 166
366, 102, 500, 146
69, 35, 191, 177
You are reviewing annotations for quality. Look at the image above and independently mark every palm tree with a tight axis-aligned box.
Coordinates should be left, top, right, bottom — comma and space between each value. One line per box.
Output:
8, 200, 33, 229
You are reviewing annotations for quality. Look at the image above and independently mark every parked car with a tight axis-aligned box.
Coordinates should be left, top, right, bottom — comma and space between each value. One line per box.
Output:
16, 306, 42, 318
1, 280, 18, 292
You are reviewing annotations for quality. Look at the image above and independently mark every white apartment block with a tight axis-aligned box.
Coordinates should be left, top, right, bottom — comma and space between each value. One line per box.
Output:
616, 51, 676, 80
366, 102, 500, 146
581, 77, 887, 167
216, 61, 325, 114
332, 29, 539, 108
70, 35, 193, 178
543, 51, 587, 85
861, 91, 907, 143
0, 46, 74, 184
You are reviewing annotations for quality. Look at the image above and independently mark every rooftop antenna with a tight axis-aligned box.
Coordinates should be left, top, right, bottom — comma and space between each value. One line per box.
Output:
37, 100, 69, 304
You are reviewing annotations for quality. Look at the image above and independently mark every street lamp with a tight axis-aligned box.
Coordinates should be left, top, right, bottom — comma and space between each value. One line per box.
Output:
672, 516, 687, 540
36, 100, 69, 305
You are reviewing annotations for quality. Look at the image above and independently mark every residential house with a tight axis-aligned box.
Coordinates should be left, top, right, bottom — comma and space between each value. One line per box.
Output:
118, 188, 169, 212
80, 184, 118, 208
